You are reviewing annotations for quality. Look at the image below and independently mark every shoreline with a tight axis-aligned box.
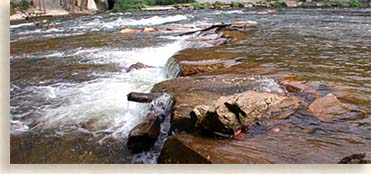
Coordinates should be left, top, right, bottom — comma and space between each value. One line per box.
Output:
10, 1, 371, 23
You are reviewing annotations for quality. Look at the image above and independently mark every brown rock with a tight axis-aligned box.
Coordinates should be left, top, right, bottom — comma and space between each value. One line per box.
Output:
166, 26, 193, 31
126, 62, 153, 72
151, 74, 286, 133
119, 28, 141, 34
281, 78, 321, 97
308, 93, 351, 122
127, 112, 161, 153
158, 134, 212, 164
143, 27, 159, 32
192, 91, 300, 135
230, 21, 258, 28
179, 62, 225, 76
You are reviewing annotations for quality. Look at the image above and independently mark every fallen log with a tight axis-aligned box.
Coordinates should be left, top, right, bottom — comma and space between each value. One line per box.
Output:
127, 92, 163, 103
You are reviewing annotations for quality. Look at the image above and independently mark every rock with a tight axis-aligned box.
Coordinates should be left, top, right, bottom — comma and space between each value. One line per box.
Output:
127, 112, 161, 154
191, 90, 300, 135
243, 2, 253, 8
338, 152, 371, 164
158, 125, 371, 164
120, 28, 141, 34
285, 0, 298, 7
126, 62, 152, 72
151, 74, 286, 133
308, 93, 352, 122
166, 26, 193, 31
158, 134, 212, 164
143, 27, 159, 33
280, 78, 321, 98
179, 62, 225, 76
230, 21, 258, 28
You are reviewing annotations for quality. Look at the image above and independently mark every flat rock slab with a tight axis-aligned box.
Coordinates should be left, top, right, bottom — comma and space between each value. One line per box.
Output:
159, 114, 371, 164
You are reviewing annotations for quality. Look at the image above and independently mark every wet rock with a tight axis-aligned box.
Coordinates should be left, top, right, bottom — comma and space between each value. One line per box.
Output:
179, 62, 225, 76
191, 91, 300, 135
166, 26, 193, 31
158, 134, 213, 164
308, 93, 352, 122
127, 112, 161, 154
120, 28, 141, 34
152, 74, 286, 133
126, 62, 153, 72
338, 152, 371, 164
230, 21, 258, 28
280, 78, 321, 98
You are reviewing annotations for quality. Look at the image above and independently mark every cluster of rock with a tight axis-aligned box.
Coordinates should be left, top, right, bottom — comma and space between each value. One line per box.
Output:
125, 21, 369, 163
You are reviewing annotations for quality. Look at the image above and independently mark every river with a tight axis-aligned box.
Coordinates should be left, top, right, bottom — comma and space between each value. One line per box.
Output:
10, 8, 371, 163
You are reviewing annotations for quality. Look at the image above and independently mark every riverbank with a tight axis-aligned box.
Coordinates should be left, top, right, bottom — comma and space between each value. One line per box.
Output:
11, 0, 371, 23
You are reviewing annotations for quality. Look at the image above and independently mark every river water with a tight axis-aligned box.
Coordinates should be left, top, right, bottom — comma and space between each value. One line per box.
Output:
10, 8, 371, 163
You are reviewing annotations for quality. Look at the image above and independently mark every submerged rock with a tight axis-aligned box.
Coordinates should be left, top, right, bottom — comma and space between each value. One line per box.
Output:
126, 62, 153, 72
127, 112, 161, 154
308, 93, 353, 122
191, 90, 300, 135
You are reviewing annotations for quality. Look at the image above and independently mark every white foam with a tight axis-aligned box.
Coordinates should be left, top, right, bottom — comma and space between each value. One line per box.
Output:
10, 22, 35, 29
10, 38, 187, 139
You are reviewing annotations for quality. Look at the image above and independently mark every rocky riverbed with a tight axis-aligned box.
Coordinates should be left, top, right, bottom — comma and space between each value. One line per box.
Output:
10, 8, 371, 163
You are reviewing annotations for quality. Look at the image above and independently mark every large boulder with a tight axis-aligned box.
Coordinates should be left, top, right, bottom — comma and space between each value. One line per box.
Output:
191, 91, 300, 135
152, 74, 286, 133
127, 113, 161, 154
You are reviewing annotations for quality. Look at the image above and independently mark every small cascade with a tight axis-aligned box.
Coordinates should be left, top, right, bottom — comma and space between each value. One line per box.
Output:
164, 57, 180, 79
131, 93, 174, 164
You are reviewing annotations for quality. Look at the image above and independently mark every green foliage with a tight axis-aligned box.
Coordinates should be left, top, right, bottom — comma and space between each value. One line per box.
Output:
231, 1, 243, 8
112, 0, 149, 12
190, 2, 212, 9
272, 0, 287, 7
350, 1, 362, 7
214, 1, 225, 9
154, 0, 195, 5
201, 2, 212, 9
19, 0, 30, 12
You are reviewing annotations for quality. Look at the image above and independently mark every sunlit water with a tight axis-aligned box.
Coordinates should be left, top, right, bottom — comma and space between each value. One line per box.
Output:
10, 8, 371, 163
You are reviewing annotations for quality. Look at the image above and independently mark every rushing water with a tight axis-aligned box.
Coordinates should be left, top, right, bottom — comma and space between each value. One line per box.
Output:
10, 8, 371, 163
